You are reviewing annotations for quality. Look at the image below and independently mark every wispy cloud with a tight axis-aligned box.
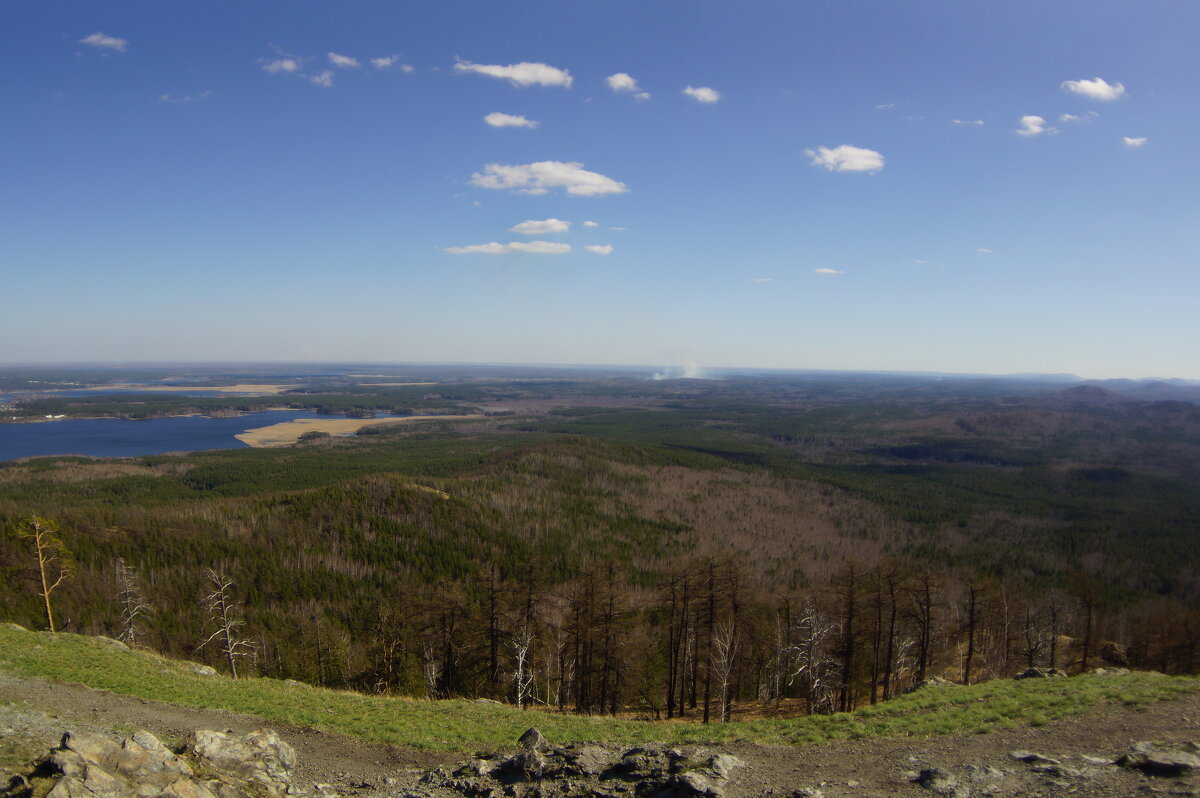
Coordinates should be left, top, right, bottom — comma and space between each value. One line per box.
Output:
371, 56, 413, 72
510, 218, 570, 235
80, 32, 127, 52
454, 59, 572, 88
160, 90, 213, 103
1060, 111, 1099, 123
1123, 136, 1147, 148
309, 70, 334, 88
261, 54, 303, 74
749, 277, 772, 283
682, 85, 721, 103
952, 119, 984, 126
814, 268, 843, 275
445, 241, 572, 255
977, 248, 994, 254
806, 144, 885, 173
484, 112, 539, 129
582, 220, 598, 227
606, 73, 649, 100
328, 52, 360, 69
1062, 77, 1126, 101
470, 161, 628, 196
1016, 115, 1055, 137
874, 103, 898, 110
586, 244, 614, 255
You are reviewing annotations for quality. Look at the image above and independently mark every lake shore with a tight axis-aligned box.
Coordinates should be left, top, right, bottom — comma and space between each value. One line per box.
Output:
234, 414, 487, 447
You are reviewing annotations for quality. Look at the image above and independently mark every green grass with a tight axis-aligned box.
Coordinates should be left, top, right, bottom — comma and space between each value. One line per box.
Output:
2, 625, 1197, 752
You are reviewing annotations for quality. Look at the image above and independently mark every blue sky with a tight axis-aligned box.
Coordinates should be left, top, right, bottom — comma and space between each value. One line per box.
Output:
3, 1, 1197, 378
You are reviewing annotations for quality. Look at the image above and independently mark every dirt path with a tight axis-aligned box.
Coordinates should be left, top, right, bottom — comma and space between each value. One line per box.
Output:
3, 669, 1198, 797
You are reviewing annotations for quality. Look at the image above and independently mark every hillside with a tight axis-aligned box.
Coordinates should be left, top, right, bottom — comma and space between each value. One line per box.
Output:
1, 627, 1198, 798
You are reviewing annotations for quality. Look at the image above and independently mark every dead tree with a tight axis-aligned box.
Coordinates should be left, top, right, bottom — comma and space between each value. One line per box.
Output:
114, 557, 152, 646
11, 515, 73, 633
197, 569, 255, 678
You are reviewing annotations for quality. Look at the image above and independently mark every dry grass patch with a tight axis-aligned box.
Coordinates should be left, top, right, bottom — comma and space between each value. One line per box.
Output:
236, 415, 488, 448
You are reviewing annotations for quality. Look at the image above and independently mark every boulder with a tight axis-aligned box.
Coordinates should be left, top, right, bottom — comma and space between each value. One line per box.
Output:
3, 729, 296, 798
185, 729, 296, 796
1117, 741, 1200, 776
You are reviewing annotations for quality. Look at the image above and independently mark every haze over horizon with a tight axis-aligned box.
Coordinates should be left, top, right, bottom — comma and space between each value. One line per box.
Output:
4, 2, 1196, 380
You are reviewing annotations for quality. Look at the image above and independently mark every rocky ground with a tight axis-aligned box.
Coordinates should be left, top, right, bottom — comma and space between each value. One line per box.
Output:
2, 670, 1198, 798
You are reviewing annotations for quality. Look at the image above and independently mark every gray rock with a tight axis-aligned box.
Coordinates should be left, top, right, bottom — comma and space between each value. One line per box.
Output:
516, 727, 545, 750
1009, 750, 1061, 765
676, 770, 721, 797
1117, 741, 1200, 776
913, 768, 965, 798
706, 754, 745, 779
185, 729, 296, 797
183, 662, 220, 678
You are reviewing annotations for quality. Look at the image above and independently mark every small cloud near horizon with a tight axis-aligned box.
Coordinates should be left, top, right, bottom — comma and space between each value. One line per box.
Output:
80, 32, 127, 52
683, 85, 720, 103
749, 277, 772, 283
445, 240, 571, 255
1123, 137, 1147, 148
455, 59, 572, 88
470, 161, 627, 196
586, 245, 614, 254
952, 119, 984, 126
160, 90, 212, 103
977, 248, 994, 254
814, 268, 843, 275
328, 52, 360, 68
1062, 77, 1126, 101
806, 144, 884, 173
1016, 115, 1055, 137
484, 112, 539, 129
510, 218, 570, 235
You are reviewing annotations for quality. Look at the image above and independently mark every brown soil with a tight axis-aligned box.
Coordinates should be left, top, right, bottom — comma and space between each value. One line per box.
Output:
3, 670, 1198, 797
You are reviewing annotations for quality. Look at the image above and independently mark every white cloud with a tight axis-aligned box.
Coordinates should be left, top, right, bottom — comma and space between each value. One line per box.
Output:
309, 70, 334, 88
445, 241, 571, 255
80, 32, 127, 52
806, 144, 885, 173
607, 73, 641, 92
372, 56, 397, 69
582, 220, 598, 227
328, 52, 360, 69
1016, 115, 1055, 137
510, 218, 570, 235
454, 59, 572, 88
635, 92, 651, 101
952, 119, 984, 126
160, 90, 212, 103
470, 161, 628, 196
749, 277, 772, 283
586, 244, 614, 255
977, 248, 994, 254
1062, 77, 1126, 101
484, 112, 539, 129
1123, 136, 1147, 148
683, 85, 721, 103
609, 226, 627, 231
814, 268, 843, 275
874, 103, 898, 110
1060, 111, 1099, 123
262, 58, 302, 74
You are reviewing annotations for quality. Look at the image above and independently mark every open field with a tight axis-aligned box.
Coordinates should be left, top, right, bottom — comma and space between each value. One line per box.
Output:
94, 384, 298, 395
234, 414, 488, 447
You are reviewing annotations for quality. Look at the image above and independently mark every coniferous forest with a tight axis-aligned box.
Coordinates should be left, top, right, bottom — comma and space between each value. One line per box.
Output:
3, 366, 1199, 721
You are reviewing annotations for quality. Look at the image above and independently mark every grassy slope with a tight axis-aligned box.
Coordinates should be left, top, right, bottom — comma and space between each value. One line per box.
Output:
1, 626, 1196, 752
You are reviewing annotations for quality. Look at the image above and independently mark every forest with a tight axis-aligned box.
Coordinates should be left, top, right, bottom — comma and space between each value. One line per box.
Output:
3, 367, 1199, 722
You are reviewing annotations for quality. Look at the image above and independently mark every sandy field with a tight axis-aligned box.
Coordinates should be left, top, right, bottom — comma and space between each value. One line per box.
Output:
96, 384, 297, 395
235, 414, 486, 447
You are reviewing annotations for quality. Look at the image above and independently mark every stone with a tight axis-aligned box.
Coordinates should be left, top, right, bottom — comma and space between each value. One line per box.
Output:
1009, 750, 1061, 765
516, 727, 545, 750
676, 770, 721, 797
185, 729, 296, 797
1117, 742, 1200, 776
707, 754, 745, 779
183, 663, 219, 678
913, 768, 965, 798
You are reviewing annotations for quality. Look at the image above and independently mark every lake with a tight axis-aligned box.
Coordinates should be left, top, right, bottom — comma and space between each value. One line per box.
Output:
0, 411, 347, 461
